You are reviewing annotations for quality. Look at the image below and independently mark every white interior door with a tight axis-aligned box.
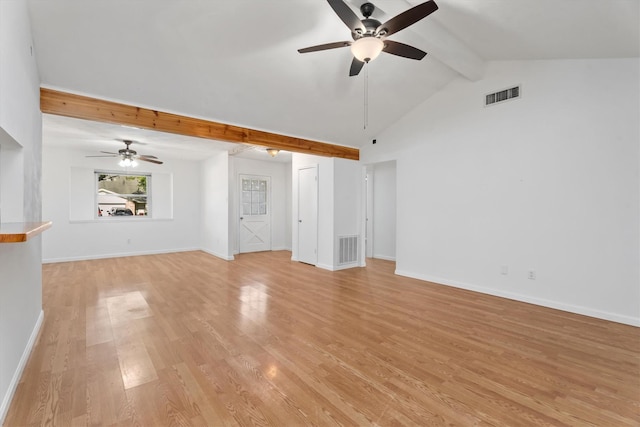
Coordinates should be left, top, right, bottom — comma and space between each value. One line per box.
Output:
239, 175, 271, 253
298, 166, 318, 265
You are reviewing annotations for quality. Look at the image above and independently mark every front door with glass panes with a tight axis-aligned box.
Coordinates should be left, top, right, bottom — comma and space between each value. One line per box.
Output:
239, 175, 271, 253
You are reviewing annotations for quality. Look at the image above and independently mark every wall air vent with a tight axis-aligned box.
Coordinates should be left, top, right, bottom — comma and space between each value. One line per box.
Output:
338, 235, 359, 265
485, 85, 520, 106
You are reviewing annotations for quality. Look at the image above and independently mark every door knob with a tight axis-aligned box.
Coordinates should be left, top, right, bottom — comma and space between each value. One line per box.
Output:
299, 220, 302, 223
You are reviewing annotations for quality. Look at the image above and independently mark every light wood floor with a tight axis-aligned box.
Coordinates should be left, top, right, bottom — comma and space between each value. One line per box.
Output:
4, 251, 639, 426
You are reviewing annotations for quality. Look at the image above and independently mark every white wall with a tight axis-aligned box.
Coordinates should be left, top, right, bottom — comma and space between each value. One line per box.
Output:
41, 146, 201, 262
371, 161, 396, 261
361, 58, 640, 326
333, 158, 363, 269
229, 157, 291, 253
284, 160, 292, 249
0, 133, 24, 223
201, 152, 232, 259
0, 0, 44, 422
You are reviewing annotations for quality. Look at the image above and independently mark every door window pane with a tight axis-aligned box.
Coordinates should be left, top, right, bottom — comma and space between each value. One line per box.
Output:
242, 178, 268, 216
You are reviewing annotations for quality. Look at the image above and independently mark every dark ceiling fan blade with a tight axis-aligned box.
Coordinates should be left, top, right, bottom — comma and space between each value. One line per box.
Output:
349, 57, 365, 76
99, 151, 118, 155
376, 0, 438, 37
138, 157, 163, 165
327, 0, 366, 33
298, 41, 351, 54
138, 154, 158, 159
383, 40, 427, 60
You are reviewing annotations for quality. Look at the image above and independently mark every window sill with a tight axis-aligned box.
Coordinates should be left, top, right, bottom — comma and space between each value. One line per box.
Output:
69, 217, 173, 224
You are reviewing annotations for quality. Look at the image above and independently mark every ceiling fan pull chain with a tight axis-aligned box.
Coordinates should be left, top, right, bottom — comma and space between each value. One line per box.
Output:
364, 63, 369, 130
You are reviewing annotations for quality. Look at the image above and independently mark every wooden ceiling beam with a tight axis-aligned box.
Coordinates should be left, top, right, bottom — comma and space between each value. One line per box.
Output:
40, 88, 359, 161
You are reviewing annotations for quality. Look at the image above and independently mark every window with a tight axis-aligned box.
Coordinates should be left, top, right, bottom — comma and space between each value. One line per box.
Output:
241, 177, 267, 215
96, 172, 150, 217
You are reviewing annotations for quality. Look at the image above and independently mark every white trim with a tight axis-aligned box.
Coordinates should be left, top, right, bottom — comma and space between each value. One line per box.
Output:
373, 254, 396, 261
333, 262, 361, 271
200, 248, 235, 261
316, 263, 334, 271
0, 310, 44, 425
317, 262, 362, 271
395, 269, 640, 327
42, 247, 200, 264
69, 218, 174, 224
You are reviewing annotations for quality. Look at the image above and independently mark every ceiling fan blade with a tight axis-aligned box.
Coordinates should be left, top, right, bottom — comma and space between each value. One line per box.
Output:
138, 154, 158, 159
99, 151, 118, 155
349, 57, 365, 76
383, 40, 427, 60
298, 41, 351, 54
86, 155, 117, 158
327, 0, 365, 33
376, 0, 438, 37
138, 157, 163, 165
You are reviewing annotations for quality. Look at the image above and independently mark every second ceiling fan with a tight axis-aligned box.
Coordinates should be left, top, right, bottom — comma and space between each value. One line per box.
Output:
87, 139, 164, 166
298, 0, 438, 76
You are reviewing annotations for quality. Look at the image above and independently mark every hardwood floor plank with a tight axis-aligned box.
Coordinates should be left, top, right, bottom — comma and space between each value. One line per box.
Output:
4, 251, 639, 426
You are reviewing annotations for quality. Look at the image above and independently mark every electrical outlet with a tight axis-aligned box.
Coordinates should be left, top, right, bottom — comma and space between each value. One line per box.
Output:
528, 270, 536, 280
500, 265, 509, 275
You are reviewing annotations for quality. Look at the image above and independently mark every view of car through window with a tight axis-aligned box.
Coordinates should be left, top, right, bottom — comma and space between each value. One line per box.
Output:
96, 172, 150, 217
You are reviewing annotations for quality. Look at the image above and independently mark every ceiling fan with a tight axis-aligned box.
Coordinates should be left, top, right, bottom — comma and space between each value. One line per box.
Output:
298, 0, 438, 76
86, 139, 164, 166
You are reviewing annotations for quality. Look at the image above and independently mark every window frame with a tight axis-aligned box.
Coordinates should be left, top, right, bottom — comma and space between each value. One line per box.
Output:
95, 170, 152, 219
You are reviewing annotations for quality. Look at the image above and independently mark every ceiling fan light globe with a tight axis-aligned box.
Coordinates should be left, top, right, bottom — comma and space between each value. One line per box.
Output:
131, 159, 139, 167
351, 37, 383, 63
120, 157, 132, 167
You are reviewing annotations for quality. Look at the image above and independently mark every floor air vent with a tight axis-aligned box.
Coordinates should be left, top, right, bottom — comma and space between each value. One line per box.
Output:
338, 235, 359, 265
485, 85, 520, 106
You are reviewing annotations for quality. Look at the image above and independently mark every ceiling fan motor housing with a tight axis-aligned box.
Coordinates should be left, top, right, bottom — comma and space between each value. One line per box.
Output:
360, 2, 375, 18
118, 140, 137, 156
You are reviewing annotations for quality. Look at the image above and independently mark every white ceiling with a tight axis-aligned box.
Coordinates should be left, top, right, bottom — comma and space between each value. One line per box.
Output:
28, 0, 639, 160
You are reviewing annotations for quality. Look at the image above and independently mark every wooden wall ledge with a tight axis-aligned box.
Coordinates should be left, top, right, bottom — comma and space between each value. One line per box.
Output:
0, 221, 52, 243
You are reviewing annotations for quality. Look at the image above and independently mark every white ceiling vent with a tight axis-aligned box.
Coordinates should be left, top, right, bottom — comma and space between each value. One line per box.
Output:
485, 85, 520, 106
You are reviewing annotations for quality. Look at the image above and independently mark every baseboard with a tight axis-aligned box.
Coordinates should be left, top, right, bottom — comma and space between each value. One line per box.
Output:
373, 254, 396, 261
316, 263, 334, 271
200, 248, 234, 261
0, 310, 44, 425
42, 247, 201, 264
395, 269, 640, 327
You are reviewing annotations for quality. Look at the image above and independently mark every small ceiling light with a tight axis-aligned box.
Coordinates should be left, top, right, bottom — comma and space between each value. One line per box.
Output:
119, 154, 137, 167
350, 37, 384, 63
266, 148, 280, 157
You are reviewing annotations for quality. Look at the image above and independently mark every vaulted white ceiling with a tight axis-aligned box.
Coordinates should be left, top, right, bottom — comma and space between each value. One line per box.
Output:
28, 0, 639, 159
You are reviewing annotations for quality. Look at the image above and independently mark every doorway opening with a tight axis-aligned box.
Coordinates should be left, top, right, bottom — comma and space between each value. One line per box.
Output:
364, 161, 397, 261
